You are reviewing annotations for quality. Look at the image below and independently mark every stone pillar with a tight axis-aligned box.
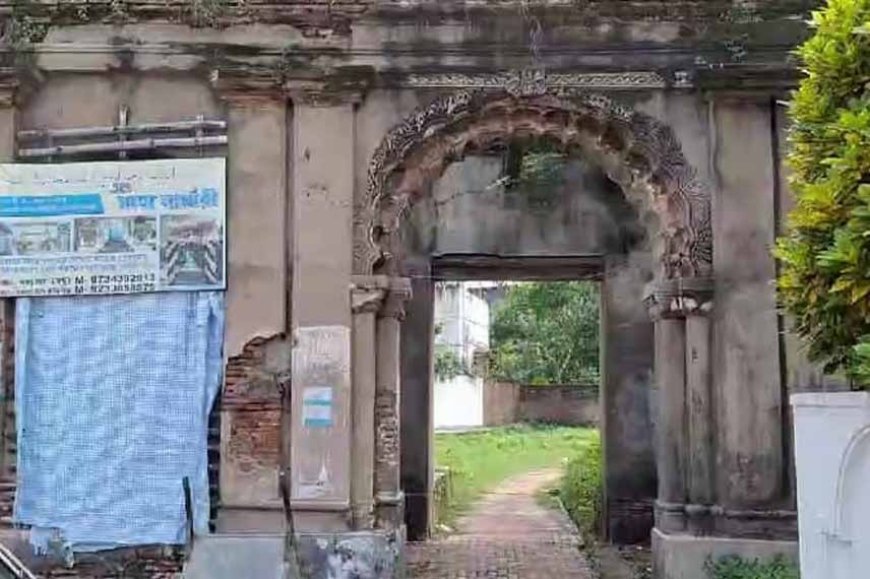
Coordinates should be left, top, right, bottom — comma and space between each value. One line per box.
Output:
685, 310, 714, 530
375, 278, 412, 529
400, 258, 435, 540
653, 315, 687, 532
350, 276, 388, 529
211, 77, 290, 532
288, 83, 363, 527
711, 98, 785, 516
601, 253, 656, 544
646, 278, 714, 534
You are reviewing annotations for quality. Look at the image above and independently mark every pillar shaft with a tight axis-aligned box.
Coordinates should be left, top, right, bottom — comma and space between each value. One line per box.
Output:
375, 278, 411, 529
350, 279, 387, 529
217, 89, 289, 523
686, 314, 714, 507
647, 277, 715, 534
654, 316, 687, 531
290, 97, 356, 514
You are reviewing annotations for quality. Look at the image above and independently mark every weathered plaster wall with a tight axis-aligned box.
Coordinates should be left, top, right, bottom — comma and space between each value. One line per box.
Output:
483, 383, 600, 427
405, 155, 642, 257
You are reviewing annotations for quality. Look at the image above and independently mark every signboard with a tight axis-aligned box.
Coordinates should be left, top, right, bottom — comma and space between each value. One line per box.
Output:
0, 158, 226, 297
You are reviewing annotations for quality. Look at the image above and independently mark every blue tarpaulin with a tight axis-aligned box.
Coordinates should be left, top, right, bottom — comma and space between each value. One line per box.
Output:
13, 292, 225, 553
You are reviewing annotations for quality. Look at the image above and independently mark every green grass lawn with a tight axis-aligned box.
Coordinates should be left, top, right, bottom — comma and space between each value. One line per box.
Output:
434, 424, 599, 525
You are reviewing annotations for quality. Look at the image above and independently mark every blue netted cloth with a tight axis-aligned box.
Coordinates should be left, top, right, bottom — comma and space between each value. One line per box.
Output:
13, 292, 224, 553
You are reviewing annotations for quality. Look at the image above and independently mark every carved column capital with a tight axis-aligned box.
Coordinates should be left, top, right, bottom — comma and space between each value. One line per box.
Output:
351, 275, 389, 314
380, 278, 413, 321
211, 68, 286, 105
644, 277, 714, 320
284, 77, 371, 107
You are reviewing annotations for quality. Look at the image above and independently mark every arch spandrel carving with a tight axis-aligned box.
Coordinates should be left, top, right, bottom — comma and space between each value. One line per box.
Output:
356, 87, 713, 280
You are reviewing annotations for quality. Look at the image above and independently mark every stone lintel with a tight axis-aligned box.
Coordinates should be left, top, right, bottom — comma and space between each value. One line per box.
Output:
645, 277, 714, 320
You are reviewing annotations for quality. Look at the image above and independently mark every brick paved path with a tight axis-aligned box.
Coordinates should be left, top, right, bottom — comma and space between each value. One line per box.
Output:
406, 469, 593, 579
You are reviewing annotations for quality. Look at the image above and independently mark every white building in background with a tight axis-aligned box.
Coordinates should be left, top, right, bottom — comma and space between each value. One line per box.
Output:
433, 281, 505, 429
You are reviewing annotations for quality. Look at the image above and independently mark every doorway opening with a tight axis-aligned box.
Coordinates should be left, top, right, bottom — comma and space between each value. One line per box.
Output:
431, 277, 603, 539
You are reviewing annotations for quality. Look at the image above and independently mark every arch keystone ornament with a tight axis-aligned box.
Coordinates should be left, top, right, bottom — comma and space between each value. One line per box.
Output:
355, 84, 713, 280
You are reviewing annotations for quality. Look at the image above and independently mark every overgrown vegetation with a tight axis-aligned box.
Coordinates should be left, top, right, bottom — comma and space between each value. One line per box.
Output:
434, 345, 467, 381
489, 282, 599, 385
706, 556, 799, 579
776, 0, 870, 386
434, 425, 597, 525
559, 433, 602, 539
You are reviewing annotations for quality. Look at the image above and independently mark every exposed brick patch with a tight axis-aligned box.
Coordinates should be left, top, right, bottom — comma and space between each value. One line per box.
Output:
223, 335, 286, 411
227, 409, 282, 469
374, 390, 399, 492
223, 335, 288, 474
33, 547, 184, 579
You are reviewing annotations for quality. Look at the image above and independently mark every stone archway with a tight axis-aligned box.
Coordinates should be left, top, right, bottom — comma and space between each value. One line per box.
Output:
355, 88, 712, 280
355, 86, 717, 543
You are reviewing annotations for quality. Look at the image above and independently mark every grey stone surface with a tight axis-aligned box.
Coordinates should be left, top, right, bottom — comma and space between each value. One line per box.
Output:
184, 535, 286, 579
184, 531, 403, 579
652, 529, 797, 579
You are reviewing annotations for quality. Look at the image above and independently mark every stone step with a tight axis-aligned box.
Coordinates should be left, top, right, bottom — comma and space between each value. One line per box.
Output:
183, 534, 288, 579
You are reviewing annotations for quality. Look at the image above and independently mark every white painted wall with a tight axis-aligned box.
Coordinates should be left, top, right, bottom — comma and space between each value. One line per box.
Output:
433, 376, 484, 429
792, 392, 870, 579
433, 281, 498, 429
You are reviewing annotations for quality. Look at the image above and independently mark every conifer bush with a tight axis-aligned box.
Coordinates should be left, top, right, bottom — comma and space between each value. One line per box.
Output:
776, 0, 870, 385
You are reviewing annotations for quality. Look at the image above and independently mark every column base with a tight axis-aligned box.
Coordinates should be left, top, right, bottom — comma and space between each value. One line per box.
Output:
606, 497, 654, 544
0, 527, 407, 579
186, 529, 405, 579
654, 501, 797, 540
652, 528, 797, 579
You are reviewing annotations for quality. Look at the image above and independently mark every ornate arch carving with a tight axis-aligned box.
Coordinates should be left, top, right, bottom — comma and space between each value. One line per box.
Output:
356, 86, 713, 279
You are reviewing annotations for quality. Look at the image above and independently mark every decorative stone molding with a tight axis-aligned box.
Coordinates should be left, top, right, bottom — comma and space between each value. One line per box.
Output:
356, 85, 714, 279
405, 71, 668, 94
644, 277, 714, 319
379, 278, 412, 321
284, 78, 371, 108
210, 68, 285, 104
351, 275, 389, 314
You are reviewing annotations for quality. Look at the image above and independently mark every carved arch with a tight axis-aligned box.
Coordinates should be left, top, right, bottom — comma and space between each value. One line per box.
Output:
356, 88, 713, 279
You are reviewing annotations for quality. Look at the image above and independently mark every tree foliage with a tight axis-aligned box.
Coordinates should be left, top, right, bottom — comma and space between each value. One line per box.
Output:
489, 282, 599, 385
434, 345, 467, 382
776, 0, 870, 385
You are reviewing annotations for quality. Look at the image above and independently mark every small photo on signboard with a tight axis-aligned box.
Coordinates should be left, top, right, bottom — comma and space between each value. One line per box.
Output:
0, 221, 72, 256
159, 215, 224, 288
74, 217, 157, 254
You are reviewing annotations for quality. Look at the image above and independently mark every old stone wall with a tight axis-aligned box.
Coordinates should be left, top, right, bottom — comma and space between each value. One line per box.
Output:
484, 383, 599, 427
482, 382, 520, 427
0, 0, 825, 573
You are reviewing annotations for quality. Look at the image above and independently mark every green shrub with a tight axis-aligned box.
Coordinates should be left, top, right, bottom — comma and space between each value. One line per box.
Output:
776, 0, 870, 384
435, 425, 597, 525
706, 556, 799, 579
559, 434, 602, 538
